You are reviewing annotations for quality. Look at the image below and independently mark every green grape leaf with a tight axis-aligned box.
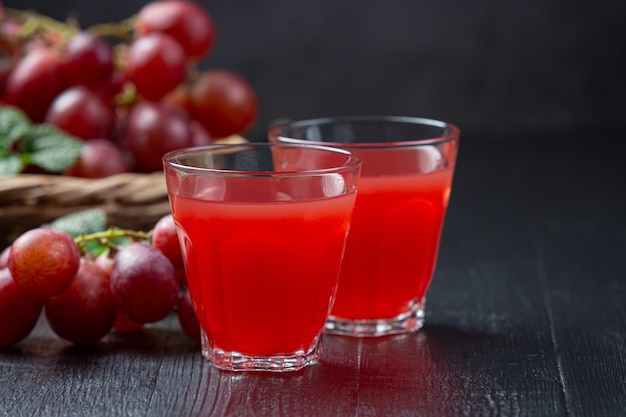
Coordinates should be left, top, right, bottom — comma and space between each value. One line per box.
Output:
0, 154, 24, 175
0, 106, 31, 150
20, 124, 83, 173
82, 240, 109, 257
44, 208, 108, 238
108, 234, 136, 247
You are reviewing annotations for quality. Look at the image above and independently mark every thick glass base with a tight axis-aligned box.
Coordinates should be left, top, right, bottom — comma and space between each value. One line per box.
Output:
201, 331, 321, 372
325, 298, 426, 337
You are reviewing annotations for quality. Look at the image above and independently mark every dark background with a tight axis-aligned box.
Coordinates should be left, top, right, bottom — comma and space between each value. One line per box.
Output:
3, 0, 625, 141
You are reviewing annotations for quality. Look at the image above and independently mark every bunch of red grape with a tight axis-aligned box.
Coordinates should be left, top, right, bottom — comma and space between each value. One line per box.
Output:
0, 0, 257, 176
0, 213, 201, 346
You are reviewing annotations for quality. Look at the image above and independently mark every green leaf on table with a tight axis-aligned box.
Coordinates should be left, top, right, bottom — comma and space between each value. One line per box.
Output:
20, 124, 83, 173
44, 208, 108, 238
0, 106, 31, 150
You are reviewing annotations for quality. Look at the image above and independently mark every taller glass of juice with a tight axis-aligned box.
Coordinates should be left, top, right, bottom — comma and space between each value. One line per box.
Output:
269, 116, 460, 337
163, 143, 361, 371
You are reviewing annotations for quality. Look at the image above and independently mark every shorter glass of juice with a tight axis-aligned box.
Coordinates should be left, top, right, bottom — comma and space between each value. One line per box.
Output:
163, 143, 361, 372
269, 116, 460, 337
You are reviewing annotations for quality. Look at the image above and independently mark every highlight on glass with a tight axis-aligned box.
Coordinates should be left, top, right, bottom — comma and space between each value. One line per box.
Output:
269, 116, 460, 337
163, 143, 362, 371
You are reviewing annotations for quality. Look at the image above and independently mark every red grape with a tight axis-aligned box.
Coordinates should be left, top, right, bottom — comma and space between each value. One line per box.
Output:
188, 69, 258, 138
0, 55, 14, 97
175, 267, 187, 287
94, 250, 114, 276
61, 31, 114, 88
162, 84, 191, 112
95, 252, 139, 332
124, 32, 186, 101
189, 120, 213, 146
44, 85, 116, 140
152, 214, 184, 268
162, 88, 213, 146
0, 246, 9, 270
113, 310, 144, 333
135, 0, 215, 60
177, 290, 201, 343
0, 19, 24, 57
3, 46, 66, 122
8, 228, 80, 299
125, 101, 194, 172
90, 68, 129, 100
110, 243, 179, 323
0, 267, 44, 346
64, 138, 129, 178
45, 258, 116, 344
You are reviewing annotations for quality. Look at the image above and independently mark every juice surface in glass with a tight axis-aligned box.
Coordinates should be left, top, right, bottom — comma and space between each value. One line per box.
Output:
171, 193, 355, 356
330, 155, 455, 320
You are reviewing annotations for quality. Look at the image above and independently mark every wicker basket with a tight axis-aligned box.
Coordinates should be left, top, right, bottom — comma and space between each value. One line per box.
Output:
0, 172, 169, 248
0, 135, 248, 248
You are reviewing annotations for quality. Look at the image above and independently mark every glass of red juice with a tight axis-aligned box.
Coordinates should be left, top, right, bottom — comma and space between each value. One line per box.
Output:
163, 143, 361, 371
269, 116, 460, 337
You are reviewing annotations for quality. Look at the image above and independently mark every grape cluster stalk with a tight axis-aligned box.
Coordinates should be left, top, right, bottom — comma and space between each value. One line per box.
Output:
0, 214, 201, 346
0, 0, 258, 176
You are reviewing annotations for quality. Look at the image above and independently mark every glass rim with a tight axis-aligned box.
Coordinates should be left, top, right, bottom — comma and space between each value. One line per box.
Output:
162, 142, 362, 176
268, 115, 460, 148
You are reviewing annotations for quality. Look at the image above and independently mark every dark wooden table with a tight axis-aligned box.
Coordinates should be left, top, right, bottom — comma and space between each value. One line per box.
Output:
1, 132, 625, 417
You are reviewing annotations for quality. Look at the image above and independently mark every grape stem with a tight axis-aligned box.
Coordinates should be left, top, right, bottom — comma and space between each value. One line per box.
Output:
6, 8, 137, 46
6, 8, 79, 42
74, 228, 152, 254
88, 17, 136, 42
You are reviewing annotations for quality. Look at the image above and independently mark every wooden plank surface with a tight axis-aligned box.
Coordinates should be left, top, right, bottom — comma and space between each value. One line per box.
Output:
519, 139, 626, 416
1, 135, 625, 417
